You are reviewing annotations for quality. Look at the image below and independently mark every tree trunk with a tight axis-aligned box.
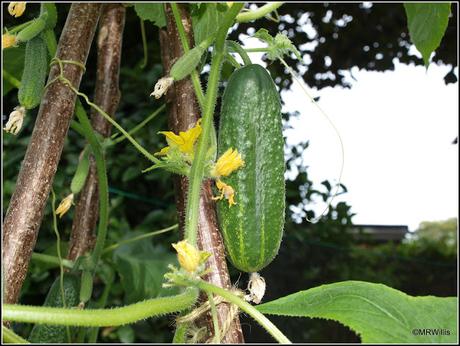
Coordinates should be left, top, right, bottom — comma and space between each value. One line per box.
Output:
2, 3, 102, 305
67, 4, 126, 261
160, 4, 245, 343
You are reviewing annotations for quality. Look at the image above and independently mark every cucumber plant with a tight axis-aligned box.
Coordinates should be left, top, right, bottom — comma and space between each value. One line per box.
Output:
2, 3, 456, 344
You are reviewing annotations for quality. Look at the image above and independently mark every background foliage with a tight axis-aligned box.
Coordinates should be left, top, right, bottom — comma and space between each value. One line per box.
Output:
2, 2, 457, 343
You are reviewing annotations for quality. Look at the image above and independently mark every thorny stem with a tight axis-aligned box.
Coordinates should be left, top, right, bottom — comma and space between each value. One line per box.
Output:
226, 40, 253, 66
184, 3, 244, 246
236, 2, 284, 23
207, 291, 221, 342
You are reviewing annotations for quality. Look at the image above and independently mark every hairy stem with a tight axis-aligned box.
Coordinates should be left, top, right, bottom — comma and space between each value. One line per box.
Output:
184, 3, 244, 245
2, 326, 30, 344
197, 281, 292, 344
3, 288, 198, 327
236, 2, 284, 23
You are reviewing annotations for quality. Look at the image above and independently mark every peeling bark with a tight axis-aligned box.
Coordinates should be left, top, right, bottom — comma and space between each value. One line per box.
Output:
160, 4, 245, 343
2, 3, 102, 305
67, 4, 125, 261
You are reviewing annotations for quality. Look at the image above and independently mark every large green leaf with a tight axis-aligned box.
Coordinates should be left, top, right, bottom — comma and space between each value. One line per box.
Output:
191, 3, 228, 45
113, 233, 178, 304
134, 3, 166, 28
257, 281, 457, 343
2, 46, 25, 96
404, 3, 451, 66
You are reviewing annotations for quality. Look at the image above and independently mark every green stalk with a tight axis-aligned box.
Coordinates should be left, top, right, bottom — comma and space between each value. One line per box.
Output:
170, 3, 205, 110
2, 325, 30, 344
50, 189, 72, 343
3, 288, 198, 327
207, 292, 220, 342
225, 52, 242, 68
140, 19, 148, 69
244, 47, 270, 53
183, 3, 244, 245
31, 253, 74, 269
236, 2, 284, 23
5, 19, 35, 34
226, 40, 253, 65
74, 101, 109, 271
111, 104, 165, 144
70, 119, 86, 137
102, 224, 178, 254
196, 281, 291, 344
172, 321, 190, 343
2, 69, 21, 88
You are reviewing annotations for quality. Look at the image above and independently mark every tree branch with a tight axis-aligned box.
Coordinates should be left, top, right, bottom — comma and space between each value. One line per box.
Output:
2, 3, 102, 305
67, 4, 125, 261
160, 4, 245, 343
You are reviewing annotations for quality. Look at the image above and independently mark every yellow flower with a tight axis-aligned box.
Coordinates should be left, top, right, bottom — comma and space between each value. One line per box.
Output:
211, 148, 244, 177
172, 240, 210, 273
55, 193, 74, 218
8, 2, 26, 17
2, 33, 16, 49
155, 119, 202, 156
212, 179, 237, 207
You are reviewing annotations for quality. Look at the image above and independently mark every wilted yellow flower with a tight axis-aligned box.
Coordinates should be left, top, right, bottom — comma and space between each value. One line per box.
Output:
172, 240, 210, 273
2, 33, 16, 49
150, 76, 173, 99
4, 106, 25, 135
213, 179, 236, 207
155, 119, 202, 156
55, 193, 74, 218
211, 148, 244, 177
8, 2, 26, 17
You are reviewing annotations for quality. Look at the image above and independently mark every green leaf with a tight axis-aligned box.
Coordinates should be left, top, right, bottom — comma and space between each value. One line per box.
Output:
2, 46, 25, 96
257, 281, 457, 343
191, 3, 228, 45
404, 3, 451, 66
134, 3, 166, 28
113, 233, 178, 303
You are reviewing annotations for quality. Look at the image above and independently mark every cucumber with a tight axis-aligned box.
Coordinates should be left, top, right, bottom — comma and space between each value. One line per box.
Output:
29, 273, 80, 343
18, 35, 48, 110
216, 64, 285, 273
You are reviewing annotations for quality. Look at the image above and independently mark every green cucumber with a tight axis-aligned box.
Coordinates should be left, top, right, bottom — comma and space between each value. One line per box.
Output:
28, 273, 80, 343
18, 35, 48, 110
216, 64, 285, 273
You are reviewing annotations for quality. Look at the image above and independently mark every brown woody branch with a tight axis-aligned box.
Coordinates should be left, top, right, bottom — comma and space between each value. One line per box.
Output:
67, 4, 126, 261
160, 4, 245, 343
2, 3, 102, 305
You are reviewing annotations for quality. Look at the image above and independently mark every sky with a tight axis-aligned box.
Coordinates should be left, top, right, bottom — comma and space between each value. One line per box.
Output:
240, 36, 458, 232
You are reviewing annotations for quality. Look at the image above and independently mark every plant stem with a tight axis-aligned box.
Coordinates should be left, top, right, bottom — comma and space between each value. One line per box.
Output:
170, 3, 205, 110
5, 19, 34, 34
2, 69, 21, 88
31, 253, 74, 269
102, 224, 178, 254
2, 325, 30, 344
172, 321, 190, 343
236, 2, 284, 23
245, 47, 270, 53
140, 18, 148, 69
207, 292, 221, 342
50, 189, 72, 342
184, 3, 244, 246
3, 288, 199, 327
74, 101, 109, 271
111, 104, 165, 144
197, 281, 292, 344
226, 40, 253, 65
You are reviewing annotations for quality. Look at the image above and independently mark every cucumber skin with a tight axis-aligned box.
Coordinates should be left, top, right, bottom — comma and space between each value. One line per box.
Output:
28, 273, 80, 343
217, 64, 285, 273
18, 35, 48, 110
